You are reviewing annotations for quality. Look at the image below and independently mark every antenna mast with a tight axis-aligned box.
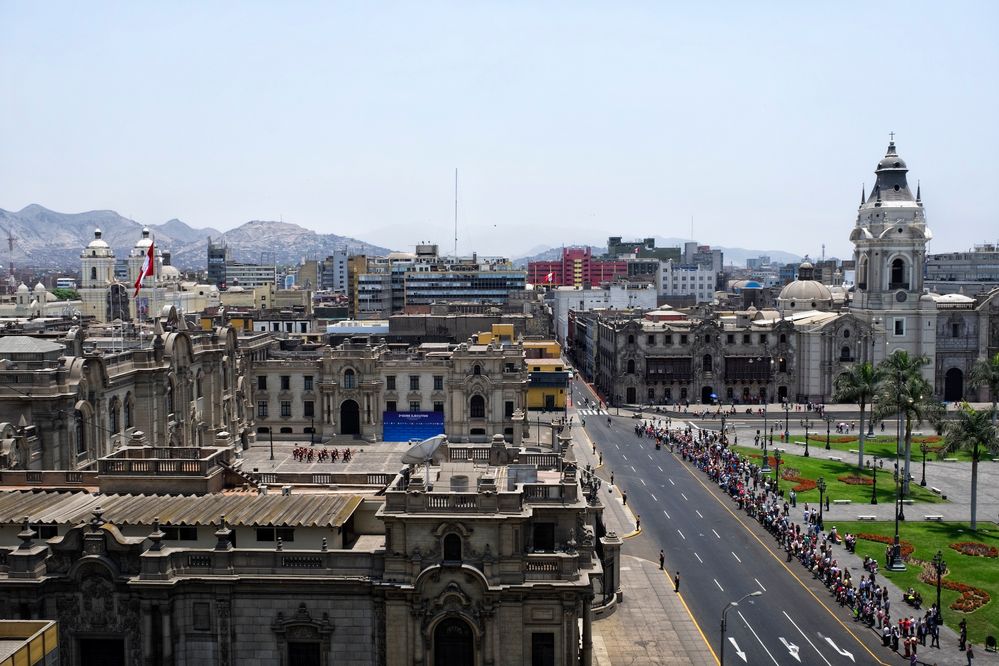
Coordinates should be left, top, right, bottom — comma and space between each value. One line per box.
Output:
453, 168, 458, 259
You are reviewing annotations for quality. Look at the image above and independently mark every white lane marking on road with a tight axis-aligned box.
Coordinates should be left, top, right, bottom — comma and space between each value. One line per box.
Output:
819, 635, 854, 663
657, 466, 663, 472
727, 637, 748, 663
669, 478, 675, 486
712, 529, 721, 539
713, 578, 723, 591
677, 529, 686, 540
737, 610, 781, 666
694, 552, 703, 563
732, 552, 742, 563
754, 578, 767, 592
663, 510, 671, 519
650, 493, 658, 501
648, 453, 653, 461
622, 454, 628, 461
783, 612, 832, 666
695, 510, 703, 519
615, 444, 619, 449
640, 478, 647, 486
681, 492, 688, 501
630, 466, 636, 473
779, 637, 801, 662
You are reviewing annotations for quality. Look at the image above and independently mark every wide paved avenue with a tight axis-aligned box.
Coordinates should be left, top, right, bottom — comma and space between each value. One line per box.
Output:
573, 385, 891, 666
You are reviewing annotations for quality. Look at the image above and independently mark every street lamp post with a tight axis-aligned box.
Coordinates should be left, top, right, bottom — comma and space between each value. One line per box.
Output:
269, 427, 275, 461
800, 416, 814, 457
825, 415, 832, 450
761, 357, 773, 473
720, 591, 763, 665
932, 550, 946, 624
816, 477, 826, 530
773, 449, 782, 495
310, 418, 315, 446
783, 403, 790, 442
920, 442, 928, 487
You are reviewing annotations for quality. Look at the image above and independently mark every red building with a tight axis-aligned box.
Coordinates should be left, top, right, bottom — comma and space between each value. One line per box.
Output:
528, 247, 627, 287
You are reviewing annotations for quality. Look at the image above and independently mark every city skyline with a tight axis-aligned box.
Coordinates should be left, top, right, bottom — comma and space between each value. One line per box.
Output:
2, 3, 997, 259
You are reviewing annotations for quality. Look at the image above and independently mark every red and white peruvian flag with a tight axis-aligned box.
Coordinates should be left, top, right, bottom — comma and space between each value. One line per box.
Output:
134, 241, 155, 297
545, 272, 555, 283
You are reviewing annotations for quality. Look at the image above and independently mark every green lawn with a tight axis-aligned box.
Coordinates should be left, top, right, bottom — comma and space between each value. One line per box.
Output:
782, 434, 980, 463
731, 446, 944, 505
835, 521, 999, 645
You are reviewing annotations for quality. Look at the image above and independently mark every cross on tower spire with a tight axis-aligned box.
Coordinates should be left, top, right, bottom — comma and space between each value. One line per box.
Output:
889, 131, 895, 142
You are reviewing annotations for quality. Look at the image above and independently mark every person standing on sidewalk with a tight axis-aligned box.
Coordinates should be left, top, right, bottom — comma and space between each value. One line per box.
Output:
659, 550, 665, 569
966, 643, 974, 665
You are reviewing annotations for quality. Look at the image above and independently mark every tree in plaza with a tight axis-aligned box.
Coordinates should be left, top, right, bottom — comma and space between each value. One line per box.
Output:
833, 361, 882, 470
945, 403, 999, 530
969, 350, 999, 431
874, 351, 938, 497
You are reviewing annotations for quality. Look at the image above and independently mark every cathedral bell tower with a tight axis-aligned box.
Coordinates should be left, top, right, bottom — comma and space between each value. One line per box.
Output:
850, 137, 936, 373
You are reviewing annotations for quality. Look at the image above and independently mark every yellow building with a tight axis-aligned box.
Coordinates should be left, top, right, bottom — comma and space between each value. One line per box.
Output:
523, 339, 561, 359
527, 357, 569, 410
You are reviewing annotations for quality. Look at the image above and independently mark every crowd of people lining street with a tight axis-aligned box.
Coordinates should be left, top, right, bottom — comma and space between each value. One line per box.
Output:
291, 446, 352, 463
617, 417, 966, 663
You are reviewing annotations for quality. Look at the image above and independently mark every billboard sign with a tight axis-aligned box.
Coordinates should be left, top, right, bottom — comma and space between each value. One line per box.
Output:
382, 411, 445, 442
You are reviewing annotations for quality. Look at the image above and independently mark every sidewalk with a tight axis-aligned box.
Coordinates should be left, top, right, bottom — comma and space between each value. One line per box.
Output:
569, 425, 715, 666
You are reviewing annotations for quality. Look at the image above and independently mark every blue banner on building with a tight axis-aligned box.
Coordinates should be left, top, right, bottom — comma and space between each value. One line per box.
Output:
382, 411, 445, 442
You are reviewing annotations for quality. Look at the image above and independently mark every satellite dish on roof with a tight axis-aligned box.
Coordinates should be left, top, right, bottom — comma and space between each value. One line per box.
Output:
401, 435, 446, 465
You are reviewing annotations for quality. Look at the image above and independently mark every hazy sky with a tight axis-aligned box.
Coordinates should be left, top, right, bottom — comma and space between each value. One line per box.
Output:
2, 2, 997, 259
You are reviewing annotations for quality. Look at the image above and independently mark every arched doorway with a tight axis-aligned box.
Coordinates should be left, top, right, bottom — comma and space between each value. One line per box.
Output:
701, 386, 714, 404
434, 617, 474, 666
626, 387, 636, 404
944, 368, 964, 402
340, 400, 360, 435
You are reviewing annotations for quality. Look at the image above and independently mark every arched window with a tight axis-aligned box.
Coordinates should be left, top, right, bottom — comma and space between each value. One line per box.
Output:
840, 346, 852, 362
109, 398, 120, 434
626, 359, 635, 374
627, 334, 635, 344
166, 382, 175, 414
890, 258, 908, 289
778, 357, 787, 373
702, 354, 713, 372
473, 364, 481, 376
343, 368, 356, 389
90, 267, 97, 281
124, 393, 133, 429
443, 533, 462, 562
779, 333, 787, 343
75, 410, 86, 454
470, 395, 485, 418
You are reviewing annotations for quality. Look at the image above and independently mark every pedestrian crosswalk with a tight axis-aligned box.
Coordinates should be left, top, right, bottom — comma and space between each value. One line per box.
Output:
576, 408, 608, 416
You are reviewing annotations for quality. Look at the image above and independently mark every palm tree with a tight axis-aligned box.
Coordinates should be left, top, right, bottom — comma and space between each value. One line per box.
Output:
834, 362, 882, 470
875, 351, 934, 497
945, 404, 999, 530
969, 350, 999, 431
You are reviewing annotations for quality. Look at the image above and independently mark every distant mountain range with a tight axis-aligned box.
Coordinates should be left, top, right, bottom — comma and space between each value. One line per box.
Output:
0, 205, 391, 272
512, 239, 804, 268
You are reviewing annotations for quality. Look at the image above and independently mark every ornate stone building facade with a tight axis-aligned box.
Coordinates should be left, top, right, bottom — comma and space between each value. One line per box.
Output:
0, 440, 611, 666
0, 312, 262, 470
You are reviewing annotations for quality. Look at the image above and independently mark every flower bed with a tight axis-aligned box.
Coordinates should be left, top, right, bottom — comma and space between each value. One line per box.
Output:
856, 532, 915, 559
950, 542, 999, 558
780, 467, 816, 492
838, 474, 873, 486
912, 435, 943, 444
805, 434, 855, 444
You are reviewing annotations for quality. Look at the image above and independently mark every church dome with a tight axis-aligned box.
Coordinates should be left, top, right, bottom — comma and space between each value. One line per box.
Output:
778, 280, 832, 303
33, 281, 46, 292
877, 142, 908, 171
16, 283, 29, 293
87, 228, 110, 249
